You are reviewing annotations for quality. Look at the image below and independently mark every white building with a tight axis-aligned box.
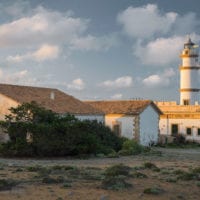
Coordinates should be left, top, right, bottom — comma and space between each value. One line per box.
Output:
86, 100, 161, 146
0, 84, 104, 141
157, 37, 200, 143
156, 101, 200, 142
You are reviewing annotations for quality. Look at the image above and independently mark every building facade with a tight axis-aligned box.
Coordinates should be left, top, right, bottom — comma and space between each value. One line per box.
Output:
0, 84, 104, 142
86, 100, 161, 146
157, 37, 200, 143
156, 101, 200, 142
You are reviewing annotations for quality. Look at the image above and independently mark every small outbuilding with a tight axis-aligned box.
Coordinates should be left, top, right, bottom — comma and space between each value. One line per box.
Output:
86, 100, 162, 146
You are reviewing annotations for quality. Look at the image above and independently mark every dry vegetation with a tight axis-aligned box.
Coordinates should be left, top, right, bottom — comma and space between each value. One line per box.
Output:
0, 147, 200, 200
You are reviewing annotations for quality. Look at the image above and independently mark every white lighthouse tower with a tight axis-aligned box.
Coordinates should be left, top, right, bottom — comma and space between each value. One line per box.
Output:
180, 37, 200, 105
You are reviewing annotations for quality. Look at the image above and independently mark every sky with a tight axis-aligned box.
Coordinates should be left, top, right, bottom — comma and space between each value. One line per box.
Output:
0, 0, 200, 102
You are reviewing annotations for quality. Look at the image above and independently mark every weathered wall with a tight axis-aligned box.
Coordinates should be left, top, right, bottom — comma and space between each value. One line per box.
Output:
0, 94, 19, 120
105, 114, 134, 139
0, 94, 19, 142
160, 117, 200, 142
140, 105, 159, 146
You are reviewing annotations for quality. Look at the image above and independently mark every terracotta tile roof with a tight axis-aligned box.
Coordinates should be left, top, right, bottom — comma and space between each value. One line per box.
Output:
0, 84, 103, 115
85, 100, 162, 115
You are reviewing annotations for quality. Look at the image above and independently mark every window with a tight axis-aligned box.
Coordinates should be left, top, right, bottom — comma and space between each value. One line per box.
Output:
112, 121, 121, 136
186, 127, 192, 135
183, 99, 190, 105
113, 124, 120, 136
198, 128, 200, 136
171, 124, 178, 136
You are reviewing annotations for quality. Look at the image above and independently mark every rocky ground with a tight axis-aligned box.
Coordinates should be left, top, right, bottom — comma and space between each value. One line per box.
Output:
0, 147, 200, 200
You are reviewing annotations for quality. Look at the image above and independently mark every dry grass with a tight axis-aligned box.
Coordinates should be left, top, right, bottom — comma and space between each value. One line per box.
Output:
0, 147, 200, 200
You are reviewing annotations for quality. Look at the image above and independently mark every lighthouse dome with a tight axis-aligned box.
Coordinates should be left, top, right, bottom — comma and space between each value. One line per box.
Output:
184, 37, 194, 49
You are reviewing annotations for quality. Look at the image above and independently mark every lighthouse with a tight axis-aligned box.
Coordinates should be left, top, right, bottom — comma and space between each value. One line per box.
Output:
180, 37, 200, 105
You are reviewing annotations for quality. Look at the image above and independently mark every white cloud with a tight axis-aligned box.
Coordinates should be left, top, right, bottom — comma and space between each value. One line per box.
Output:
117, 4, 177, 39
0, 7, 88, 47
67, 78, 85, 90
117, 4, 200, 66
111, 93, 123, 99
133, 36, 183, 66
142, 68, 176, 87
100, 76, 133, 88
0, 6, 116, 55
7, 44, 60, 62
0, 69, 38, 85
133, 34, 200, 66
33, 44, 59, 61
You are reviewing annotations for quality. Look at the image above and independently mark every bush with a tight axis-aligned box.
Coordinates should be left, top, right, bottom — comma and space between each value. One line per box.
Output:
0, 179, 17, 191
118, 139, 144, 155
0, 102, 124, 157
102, 164, 132, 190
143, 162, 159, 170
102, 176, 132, 190
104, 164, 131, 177
143, 187, 164, 195
173, 134, 186, 145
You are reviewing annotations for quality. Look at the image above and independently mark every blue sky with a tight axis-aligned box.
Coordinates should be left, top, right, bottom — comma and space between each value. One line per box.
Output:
0, 0, 200, 102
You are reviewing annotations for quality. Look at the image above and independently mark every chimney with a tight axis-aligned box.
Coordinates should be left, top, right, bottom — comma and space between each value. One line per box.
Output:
50, 91, 55, 100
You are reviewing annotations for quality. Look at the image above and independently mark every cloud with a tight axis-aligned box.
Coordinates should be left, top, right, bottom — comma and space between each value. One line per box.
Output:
117, 4, 200, 66
0, 69, 38, 85
100, 76, 133, 88
111, 93, 123, 99
133, 34, 200, 66
67, 78, 85, 90
142, 68, 176, 87
0, 7, 88, 47
33, 44, 59, 61
133, 36, 184, 66
117, 4, 177, 39
0, 6, 116, 54
7, 44, 60, 62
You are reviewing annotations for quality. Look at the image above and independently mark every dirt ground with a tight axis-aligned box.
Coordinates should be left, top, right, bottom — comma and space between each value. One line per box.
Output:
0, 147, 200, 200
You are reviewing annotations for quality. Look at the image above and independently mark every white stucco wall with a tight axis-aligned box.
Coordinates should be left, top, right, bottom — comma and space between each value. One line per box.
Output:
0, 94, 19, 120
140, 105, 159, 146
76, 115, 105, 123
159, 118, 200, 142
105, 115, 134, 139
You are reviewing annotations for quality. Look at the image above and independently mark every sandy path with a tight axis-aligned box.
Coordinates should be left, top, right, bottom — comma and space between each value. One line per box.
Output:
0, 147, 200, 168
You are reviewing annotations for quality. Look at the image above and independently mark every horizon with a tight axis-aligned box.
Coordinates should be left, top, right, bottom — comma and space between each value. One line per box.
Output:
0, 0, 200, 102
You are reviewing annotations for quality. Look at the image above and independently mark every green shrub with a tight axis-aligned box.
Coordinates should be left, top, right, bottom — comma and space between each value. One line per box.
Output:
104, 164, 131, 177
26, 165, 42, 172
42, 176, 65, 184
0, 179, 17, 191
196, 182, 200, 187
119, 139, 144, 155
131, 171, 148, 178
177, 172, 198, 180
102, 164, 132, 190
0, 102, 124, 157
143, 187, 164, 195
102, 176, 132, 190
143, 162, 159, 171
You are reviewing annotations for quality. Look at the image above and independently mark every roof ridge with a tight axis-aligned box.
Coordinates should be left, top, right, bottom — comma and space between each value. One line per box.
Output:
0, 83, 57, 91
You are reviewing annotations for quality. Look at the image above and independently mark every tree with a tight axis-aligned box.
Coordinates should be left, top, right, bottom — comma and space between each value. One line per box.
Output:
0, 101, 123, 157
